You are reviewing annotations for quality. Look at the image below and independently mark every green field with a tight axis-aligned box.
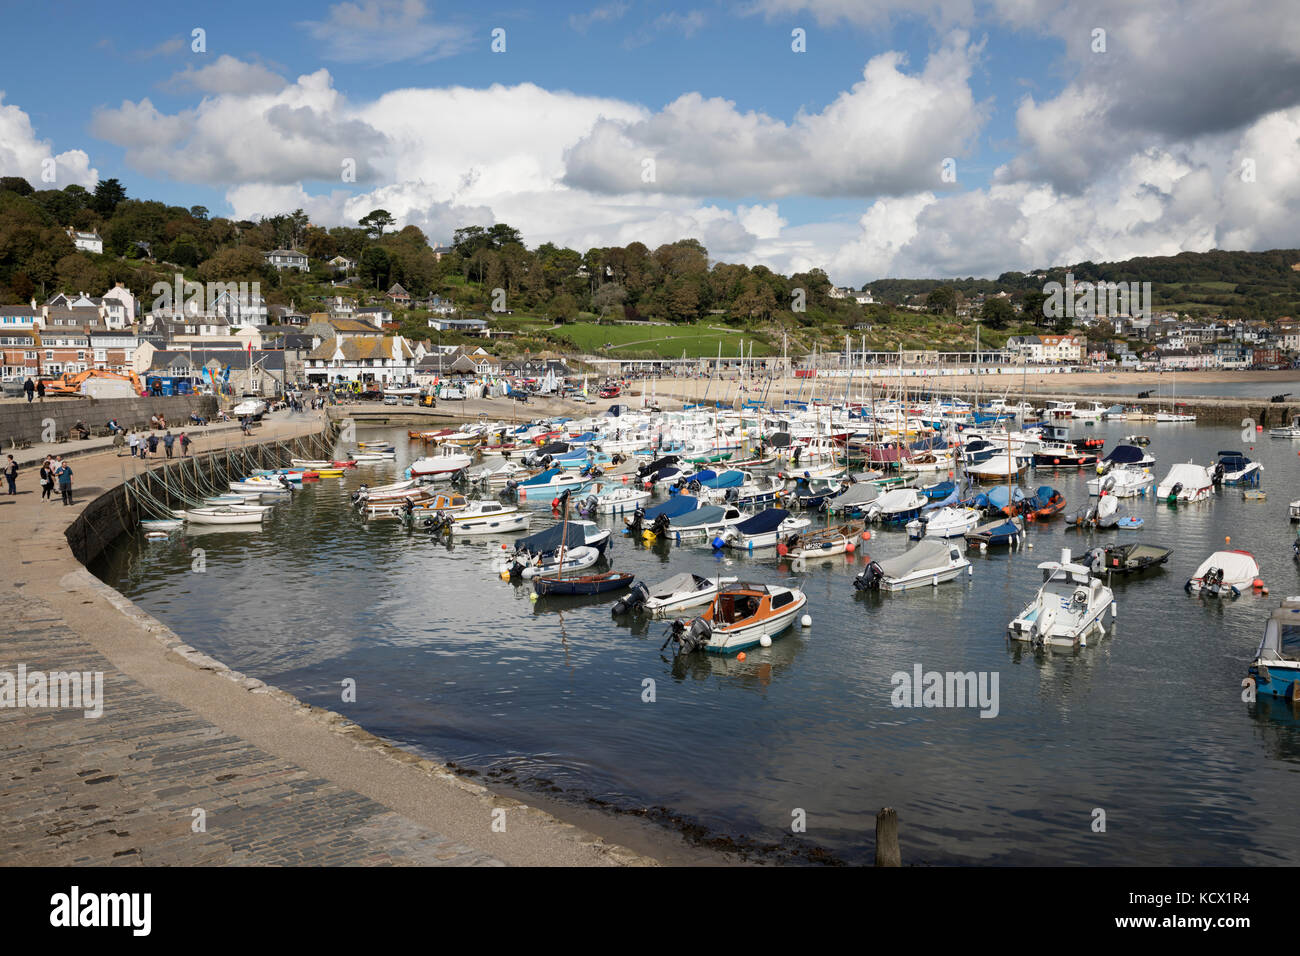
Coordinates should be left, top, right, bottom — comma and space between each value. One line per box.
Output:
554, 322, 776, 358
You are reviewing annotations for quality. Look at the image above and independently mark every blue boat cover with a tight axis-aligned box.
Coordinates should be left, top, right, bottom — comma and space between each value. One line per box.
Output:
986, 485, 1026, 508
672, 504, 727, 526
922, 480, 956, 500
681, 468, 717, 484
1102, 445, 1145, 464
643, 495, 701, 520
699, 469, 745, 489
518, 467, 562, 486
734, 508, 790, 535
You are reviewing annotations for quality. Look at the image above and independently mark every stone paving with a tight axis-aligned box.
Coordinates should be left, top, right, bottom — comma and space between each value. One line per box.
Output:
0, 411, 650, 867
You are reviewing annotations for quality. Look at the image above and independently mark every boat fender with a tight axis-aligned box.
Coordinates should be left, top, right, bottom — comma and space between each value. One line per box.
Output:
711, 535, 726, 550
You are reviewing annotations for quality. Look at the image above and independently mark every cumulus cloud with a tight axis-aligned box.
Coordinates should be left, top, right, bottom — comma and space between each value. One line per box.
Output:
299, 0, 468, 63
165, 55, 286, 96
565, 32, 987, 198
0, 94, 97, 188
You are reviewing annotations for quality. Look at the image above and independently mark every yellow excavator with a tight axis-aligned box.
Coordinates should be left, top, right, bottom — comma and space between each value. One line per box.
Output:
39, 369, 144, 397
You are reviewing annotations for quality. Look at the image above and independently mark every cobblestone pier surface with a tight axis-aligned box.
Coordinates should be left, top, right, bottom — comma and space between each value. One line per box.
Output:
0, 410, 652, 867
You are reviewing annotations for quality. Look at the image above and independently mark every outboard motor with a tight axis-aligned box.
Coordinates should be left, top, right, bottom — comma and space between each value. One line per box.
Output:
351, 483, 369, 504
625, 507, 646, 538
725, 487, 739, 504
687, 479, 702, 494
577, 495, 599, 518
612, 581, 650, 616
790, 446, 802, 467
662, 617, 713, 655
1166, 481, 1183, 505
1203, 566, 1225, 596
649, 513, 671, 538
854, 560, 885, 591
1212, 462, 1226, 485
278, 475, 293, 491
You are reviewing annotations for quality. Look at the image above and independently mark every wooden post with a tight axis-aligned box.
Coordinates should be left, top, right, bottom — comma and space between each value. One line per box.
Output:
875, 807, 901, 866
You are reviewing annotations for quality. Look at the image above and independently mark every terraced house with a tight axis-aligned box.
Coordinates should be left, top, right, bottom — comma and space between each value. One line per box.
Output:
305, 335, 417, 385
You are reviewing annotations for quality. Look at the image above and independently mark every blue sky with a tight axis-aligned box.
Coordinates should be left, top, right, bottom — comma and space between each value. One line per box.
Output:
2, 0, 1296, 282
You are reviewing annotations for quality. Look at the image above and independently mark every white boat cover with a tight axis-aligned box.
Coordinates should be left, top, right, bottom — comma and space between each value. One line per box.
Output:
1191, 550, 1259, 585
831, 483, 879, 507
877, 540, 954, 578
649, 573, 716, 598
1158, 462, 1211, 493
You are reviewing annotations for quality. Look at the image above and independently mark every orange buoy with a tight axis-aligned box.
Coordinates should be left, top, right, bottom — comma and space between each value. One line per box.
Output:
845, 540, 856, 553
737, 652, 746, 662
1253, 578, 1265, 589
861, 530, 872, 541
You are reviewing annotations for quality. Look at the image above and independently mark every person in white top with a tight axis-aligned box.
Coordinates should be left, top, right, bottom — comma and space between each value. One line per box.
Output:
128, 430, 140, 458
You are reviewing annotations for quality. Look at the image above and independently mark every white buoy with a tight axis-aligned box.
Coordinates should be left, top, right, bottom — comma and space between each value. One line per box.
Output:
529, 592, 538, 602
800, 614, 812, 627
1027, 541, 1034, 550
759, 635, 772, 647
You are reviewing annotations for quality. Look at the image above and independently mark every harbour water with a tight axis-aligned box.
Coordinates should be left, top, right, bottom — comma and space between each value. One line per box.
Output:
90, 419, 1300, 864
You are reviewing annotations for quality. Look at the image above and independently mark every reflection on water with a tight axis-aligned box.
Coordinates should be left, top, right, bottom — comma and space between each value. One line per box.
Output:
91, 421, 1300, 864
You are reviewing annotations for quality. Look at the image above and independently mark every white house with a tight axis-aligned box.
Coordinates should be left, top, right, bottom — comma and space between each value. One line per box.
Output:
67, 228, 103, 254
355, 306, 392, 328
263, 248, 309, 271
211, 288, 268, 327
304, 335, 417, 385
100, 283, 136, 329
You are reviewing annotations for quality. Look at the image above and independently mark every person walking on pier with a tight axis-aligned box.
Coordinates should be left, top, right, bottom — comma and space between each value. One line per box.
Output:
127, 430, 138, 457
36, 380, 44, 402
55, 457, 72, 505
23, 377, 34, 403
4, 455, 17, 495
163, 430, 175, 458
179, 431, 191, 457
146, 432, 159, 458
39, 458, 52, 500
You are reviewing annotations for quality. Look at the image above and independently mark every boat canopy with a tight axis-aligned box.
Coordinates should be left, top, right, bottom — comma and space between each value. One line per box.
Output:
535, 442, 569, 456
515, 521, 587, 554
1218, 451, 1253, 467
734, 508, 790, 535
878, 540, 955, 577
1256, 599, 1300, 661
1036, 560, 1093, 584
767, 431, 793, 448
643, 495, 702, 520
1102, 445, 1146, 464
831, 483, 880, 507
673, 504, 728, 527
699, 469, 745, 489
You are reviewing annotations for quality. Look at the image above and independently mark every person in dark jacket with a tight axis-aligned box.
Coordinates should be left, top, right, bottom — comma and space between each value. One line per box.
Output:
179, 432, 192, 457
23, 378, 34, 402
39, 459, 53, 500
163, 431, 175, 458
147, 432, 159, 457
4, 455, 17, 495
56, 458, 72, 505
36, 380, 45, 401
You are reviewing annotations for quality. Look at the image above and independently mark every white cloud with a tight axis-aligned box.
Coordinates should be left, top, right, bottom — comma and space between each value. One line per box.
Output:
299, 0, 468, 63
0, 94, 97, 189
166, 55, 286, 96
569, 2, 630, 32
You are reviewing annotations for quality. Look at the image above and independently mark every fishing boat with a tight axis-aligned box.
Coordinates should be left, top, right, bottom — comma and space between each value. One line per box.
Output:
1210, 451, 1263, 486
533, 571, 634, 597
611, 573, 740, 618
719, 509, 811, 550
1244, 598, 1300, 700
1185, 549, 1260, 597
778, 523, 861, 560
1008, 548, 1116, 648
1084, 542, 1172, 576
906, 506, 980, 540
1157, 462, 1214, 502
854, 539, 971, 591
182, 507, 266, 525
664, 583, 807, 654
965, 514, 1025, 548
864, 488, 925, 525
1032, 442, 1097, 468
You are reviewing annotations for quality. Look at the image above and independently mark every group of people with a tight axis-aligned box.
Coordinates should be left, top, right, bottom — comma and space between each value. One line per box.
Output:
7, 455, 75, 504
117, 429, 191, 459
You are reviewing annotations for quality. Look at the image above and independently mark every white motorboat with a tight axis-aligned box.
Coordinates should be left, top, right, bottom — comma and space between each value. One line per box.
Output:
519, 545, 600, 579
465, 460, 528, 486
1209, 451, 1263, 486
354, 451, 397, 461
906, 506, 980, 539
1185, 549, 1260, 597
440, 501, 532, 536
351, 478, 419, 503
229, 477, 293, 494
720, 509, 811, 550
182, 507, 266, 525
409, 449, 474, 479
854, 539, 971, 592
1244, 598, 1300, 700
583, 485, 652, 516
1157, 462, 1214, 501
232, 398, 267, 418
1086, 468, 1154, 498
1155, 409, 1197, 422
660, 504, 748, 543
664, 583, 808, 654
612, 572, 741, 618
1270, 416, 1300, 438
1008, 548, 1116, 648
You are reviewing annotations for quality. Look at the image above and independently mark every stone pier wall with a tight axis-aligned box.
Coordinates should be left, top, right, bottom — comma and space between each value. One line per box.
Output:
0, 394, 218, 445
